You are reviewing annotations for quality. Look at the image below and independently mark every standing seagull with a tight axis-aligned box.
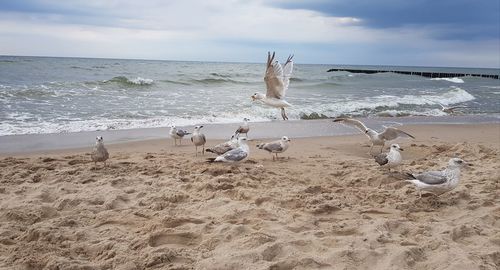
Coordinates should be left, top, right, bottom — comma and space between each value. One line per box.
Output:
91, 136, 109, 167
207, 137, 249, 163
251, 52, 294, 120
206, 135, 239, 155
235, 118, 250, 138
333, 118, 415, 154
256, 136, 291, 161
406, 158, 472, 197
169, 126, 191, 146
374, 144, 403, 172
191, 125, 206, 156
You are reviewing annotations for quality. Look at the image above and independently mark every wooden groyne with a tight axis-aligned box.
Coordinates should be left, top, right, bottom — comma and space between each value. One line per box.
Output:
327, 68, 499, 79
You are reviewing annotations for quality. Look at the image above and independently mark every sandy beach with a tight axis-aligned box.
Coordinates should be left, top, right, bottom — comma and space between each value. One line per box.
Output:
0, 123, 499, 269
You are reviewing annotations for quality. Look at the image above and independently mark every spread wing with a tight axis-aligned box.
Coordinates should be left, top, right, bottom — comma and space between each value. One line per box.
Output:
413, 171, 447, 185
379, 127, 415, 141
333, 118, 368, 133
264, 52, 290, 99
281, 54, 294, 94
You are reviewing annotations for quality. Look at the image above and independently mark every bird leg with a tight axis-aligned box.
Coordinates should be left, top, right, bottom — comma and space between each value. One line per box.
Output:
179, 139, 182, 146
368, 144, 374, 155
202, 145, 205, 155
195, 146, 198, 156
280, 108, 288, 120
272, 154, 275, 161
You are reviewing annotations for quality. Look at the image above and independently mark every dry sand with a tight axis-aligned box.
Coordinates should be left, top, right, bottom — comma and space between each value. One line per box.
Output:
0, 124, 499, 269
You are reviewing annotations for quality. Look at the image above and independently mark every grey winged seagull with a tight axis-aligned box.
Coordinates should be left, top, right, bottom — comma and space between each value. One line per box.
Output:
191, 125, 206, 156
251, 52, 294, 120
374, 143, 403, 172
207, 137, 249, 163
169, 126, 191, 146
206, 135, 239, 155
333, 118, 415, 154
256, 136, 291, 160
91, 136, 109, 167
405, 158, 472, 197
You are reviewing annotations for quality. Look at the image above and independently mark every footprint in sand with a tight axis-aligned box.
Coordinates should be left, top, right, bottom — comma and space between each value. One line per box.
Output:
148, 232, 201, 247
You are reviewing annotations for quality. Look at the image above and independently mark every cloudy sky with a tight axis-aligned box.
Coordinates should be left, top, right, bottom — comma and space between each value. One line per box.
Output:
0, 0, 498, 67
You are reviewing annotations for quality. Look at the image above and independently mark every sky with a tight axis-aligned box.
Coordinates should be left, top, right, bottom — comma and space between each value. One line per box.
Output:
0, 0, 499, 67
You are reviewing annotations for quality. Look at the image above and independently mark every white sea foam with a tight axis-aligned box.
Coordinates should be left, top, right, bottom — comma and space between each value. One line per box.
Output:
431, 77, 464, 83
129, 77, 154, 85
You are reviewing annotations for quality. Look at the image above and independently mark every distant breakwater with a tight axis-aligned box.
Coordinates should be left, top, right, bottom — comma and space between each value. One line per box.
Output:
327, 68, 499, 79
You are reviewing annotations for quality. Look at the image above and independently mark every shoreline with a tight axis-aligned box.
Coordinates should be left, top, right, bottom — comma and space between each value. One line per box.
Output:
0, 115, 499, 155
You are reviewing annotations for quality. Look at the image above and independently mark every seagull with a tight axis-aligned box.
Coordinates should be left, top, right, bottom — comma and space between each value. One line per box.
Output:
91, 136, 109, 167
256, 136, 291, 160
426, 99, 468, 114
206, 135, 239, 155
191, 125, 206, 156
169, 126, 191, 146
207, 137, 249, 163
374, 144, 403, 172
333, 118, 415, 154
251, 52, 294, 120
405, 158, 472, 197
235, 118, 250, 138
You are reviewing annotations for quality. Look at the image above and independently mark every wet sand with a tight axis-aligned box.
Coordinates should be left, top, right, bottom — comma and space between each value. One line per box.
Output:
0, 123, 499, 269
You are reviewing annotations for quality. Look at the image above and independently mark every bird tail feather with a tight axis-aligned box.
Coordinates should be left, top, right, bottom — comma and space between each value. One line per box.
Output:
206, 158, 217, 163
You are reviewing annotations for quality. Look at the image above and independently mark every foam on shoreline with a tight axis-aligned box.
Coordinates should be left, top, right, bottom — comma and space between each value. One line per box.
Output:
0, 115, 498, 155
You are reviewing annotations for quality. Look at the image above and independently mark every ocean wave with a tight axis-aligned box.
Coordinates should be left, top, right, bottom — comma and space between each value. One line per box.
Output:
431, 77, 464, 83
190, 78, 247, 84
103, 76, 154, 86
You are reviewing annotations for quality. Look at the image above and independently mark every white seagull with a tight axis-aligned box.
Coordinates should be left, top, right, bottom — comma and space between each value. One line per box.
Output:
207, 137, 249, 163
91, 136, 109, 167
191, 125, 206, 156
406, 158, 472, 197
251, 52, 294, 120
235, 118, 250, 138
169, 126, 191, 146
206, 135, 239, 155
426, 99, 468, 115
374, 144, 403, 172
256, 136, 291, 160
333, 118, 415, 154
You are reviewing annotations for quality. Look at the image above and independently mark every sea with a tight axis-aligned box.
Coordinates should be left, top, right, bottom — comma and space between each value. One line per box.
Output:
1, 55, 499, 136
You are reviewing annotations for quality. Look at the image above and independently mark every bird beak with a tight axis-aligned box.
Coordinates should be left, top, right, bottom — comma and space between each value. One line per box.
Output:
466, 162, 473, 167
399, 148, 404, 151
251, 96, 256, 101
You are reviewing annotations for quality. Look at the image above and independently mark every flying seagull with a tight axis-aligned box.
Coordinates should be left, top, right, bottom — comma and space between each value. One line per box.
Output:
333, 118, 415, 154
256, 136, 291, 160
406, 158, 472, 197
91, 136, 109, 167
251, 52, 294, 120
169, 126, 191, 146
426, 99, 468, 114
207, 137, 249, 163
191, 125, 206, 156
374, 143, 403, 172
